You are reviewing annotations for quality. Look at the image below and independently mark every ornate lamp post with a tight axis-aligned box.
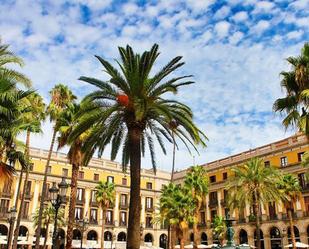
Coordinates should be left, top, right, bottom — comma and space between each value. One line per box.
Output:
49, 177, 68, 249
7, 207, 17, 249
77, 218, 88, 249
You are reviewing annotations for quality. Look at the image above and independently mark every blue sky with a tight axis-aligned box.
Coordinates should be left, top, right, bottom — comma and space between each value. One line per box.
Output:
1, 0, 309, 171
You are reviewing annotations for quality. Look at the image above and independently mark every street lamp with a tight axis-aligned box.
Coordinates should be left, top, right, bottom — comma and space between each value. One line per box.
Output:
77, 218, 88, 249
49, 177, 68, 249
7, 207, 17, 249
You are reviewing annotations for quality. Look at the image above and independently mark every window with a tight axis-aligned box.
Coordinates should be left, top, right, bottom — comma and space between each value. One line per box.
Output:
0, 199, 10, 213
3, 179, 12, 193
106, 210, 113, 225
120, 211, 127, 226
107, 176, 114, 183
75, 207, 83, 220
298, 152, 305, 162
78, 171, 84, 179
62, 168, 68, 177
146, 182, 153, 190
29, 163, 34, 171
200, 211, 206, 224
146, 197, 153, 210
90, 209, 98, 223
146, 216, 153, 228
210, 210, 217, 221
209, 191, 218, 202
76, 188, 84, 201
223, 172, 228, 180
280, 157, 288, 167
209, 175, 216, 183
223, 190, 228, 200
21, 201, 30, 219
264, 161, 270, 167
122, 178, 127, 185
94, 173, 99, 181
47, 166, 52, 174
25, 181, 32, 194
91, 190, 97, 203
120, 194, 127, 207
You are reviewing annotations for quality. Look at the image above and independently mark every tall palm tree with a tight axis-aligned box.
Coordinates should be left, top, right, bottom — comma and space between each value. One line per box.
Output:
277, 174, 301, 249
34, 84, 76, 249
227, 158, 283, 249
273, 43, 309, 135
158, 183, 195, 249
95, 181, 115, 249
212, 216, 226, 246
69, 44, 207, 249
33, 203, 65, 249
12, 92, 46, 249
57, 103, 90, 249
184, 165, 208, 249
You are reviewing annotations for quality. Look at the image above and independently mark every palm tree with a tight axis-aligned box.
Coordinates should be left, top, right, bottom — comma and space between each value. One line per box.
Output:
69, 44, 207, 249
184, 165, 208, 249
277, 174, 301, 249
57, 103, 90, 249
95, 181, 115, 249
12, 92, 46, 249
212, 216, 226, 246
273, 43, 309, 135
34, 84, 76, 249
33, 203, 65, 249
227, 158, 283, 249
301, 152, 309, 180
158, 183, 195, 249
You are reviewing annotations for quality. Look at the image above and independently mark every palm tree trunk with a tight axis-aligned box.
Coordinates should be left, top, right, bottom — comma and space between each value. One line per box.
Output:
101, 209, 105, 249
43, 224, 49, 249
14, 168, 23, 207
170, 225, 176, 249
287, 204, 296, 249
12, 129, 31, 249
127, 126, 142, 249
254, 191, 261, 249
35, 128, 57, 249
193, 208, 200, 249
171, 131, 176, 182
66, 163, 79, 249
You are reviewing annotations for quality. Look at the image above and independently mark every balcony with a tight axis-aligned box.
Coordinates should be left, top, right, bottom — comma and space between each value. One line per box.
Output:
89, 219, 98, 225
90, 201, 99, 207
145, 223, 153, 229
198, 222, 207, 228
119, 202, 128, 209
0, 211, 9, 219
0, 190, 13, 198
268, 214, 278, 221
105, 220, 114, 226
76, 198, 85, 205
145, 207, 154, 212
39, 193, 50, 201
208, 199, 218, 208
21, 214, 29, 220
119, 221, 127, 227
238, 218, 246, 224
220, 199, 227, 206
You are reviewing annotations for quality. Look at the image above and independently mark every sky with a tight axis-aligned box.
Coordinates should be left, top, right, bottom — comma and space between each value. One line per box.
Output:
1, 0, 309, 172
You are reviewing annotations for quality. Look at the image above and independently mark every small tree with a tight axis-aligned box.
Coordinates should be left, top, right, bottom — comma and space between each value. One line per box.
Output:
212, 216, 226, 245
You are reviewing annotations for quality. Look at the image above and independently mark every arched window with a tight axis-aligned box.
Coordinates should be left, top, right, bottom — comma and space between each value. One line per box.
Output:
40, 228, 47, 238
239, 229, 248, 244
18, 226, 28, 237
144, 233, 153, 243
159, 234, 168, 249
58, 229, 65, 239
270, 227, 282, 249
87, 230, 98, 241
117, 232, 126, 241
190, 233, 194, 242
201, 232, 208, 245
288, 226, 300, 243
73, 229, 82, 240
254, 229, 265, 249
104, 231, 112, 241
0, 224, 8, 236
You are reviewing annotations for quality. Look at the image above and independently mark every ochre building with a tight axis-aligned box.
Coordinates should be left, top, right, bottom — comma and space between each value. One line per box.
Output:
0, 133, 308, 249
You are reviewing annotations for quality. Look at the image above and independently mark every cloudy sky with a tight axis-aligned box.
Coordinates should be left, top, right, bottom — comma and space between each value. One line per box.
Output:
1, 0, 309, 171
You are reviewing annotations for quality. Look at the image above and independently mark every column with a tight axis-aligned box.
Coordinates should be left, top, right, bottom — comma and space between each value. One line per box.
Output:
206, 195, 210, 221
217, 191, 222, 217
114, 193, 119, 224
84, 189, 90, 218
32, 180, 40, 213
260, 204, 267, 221
141, 196, 146, 225
277, 201, 283, 219
296, 200, 303, 217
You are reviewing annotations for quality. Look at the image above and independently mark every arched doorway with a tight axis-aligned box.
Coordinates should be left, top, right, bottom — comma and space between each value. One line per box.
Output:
0, 224, 8, 236
40, 228, 47, 238
159, 234, 167, 249
58, 228, 65, 249
288, 226, 300, 243
190, 233, 194, 242
104, 231, 112, 241
117, 232, 126, 242
254, 229, 265, 249
270, 227, 282, 249
201, 232, 208, 245
73, 229, 82, 240
239, 229, 248, 244
144, 233, 153, 243
87, 230, 98, 241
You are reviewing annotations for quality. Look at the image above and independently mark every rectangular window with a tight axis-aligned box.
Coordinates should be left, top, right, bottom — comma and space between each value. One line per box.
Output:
91, 190, 97, 203
78, 171, 84, 179
209, 191, 218, 202
76, 188, 84, 201
3, 179, 12, 193
264, 161, 270, 167
75, 207, 83, 220
94, 173, 99, 181
62, 168, 68, 177
210, 210, 217, 221
90, 209, 98, 223
0, 199, 10, 214
280, 157, 288, 167
145, 216, 153, 228
120, 211, 127, 226
223, 190, 228, 200
222, 172, 228, 180
106, 210, 113, 225
298, 152, 305, 162
21, 201, 30, 219
146, 197, 153, 210
47, 166, 52, 174
26, 181, 32, 194
122, 178, 127, 185
107, 176, 114, 183
120, 194, 127, 207
200, 211, 206, 224
146, 182, 153, 190
209, 175, 216, 183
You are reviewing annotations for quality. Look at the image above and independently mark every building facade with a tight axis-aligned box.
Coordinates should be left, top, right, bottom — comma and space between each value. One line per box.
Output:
0, 133, 308, 249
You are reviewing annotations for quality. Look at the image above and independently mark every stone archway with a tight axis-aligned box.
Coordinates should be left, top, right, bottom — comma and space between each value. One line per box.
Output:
239, 229, 248, 244
201, 232, 208, 245
117, 232, 126, 242
270, 227, 282, 249
159, 234, 167, 249
18, 225, 28, 237
0, 224, 8, 236
254, 229, 265, 249
288, 226, 300, 243
87, 230, 98, 241
144, 233, 153, 243
104, 231, 112, 241
73, 229, 82, 240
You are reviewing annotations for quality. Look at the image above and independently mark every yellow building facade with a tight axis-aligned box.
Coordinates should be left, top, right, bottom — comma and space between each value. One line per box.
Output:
0, 133, 308, 249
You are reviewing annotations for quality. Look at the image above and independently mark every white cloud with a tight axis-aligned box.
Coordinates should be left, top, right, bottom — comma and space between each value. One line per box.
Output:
252, 20, 270, 34
214, 6, 230, 19
229, 31, 244, 44
214, 21, 230, 38
286, 30, 304, 40
252, 1, 275, 13
231, 11, 249, 22
289, 0, 309, 9
122, 3, 139, 15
